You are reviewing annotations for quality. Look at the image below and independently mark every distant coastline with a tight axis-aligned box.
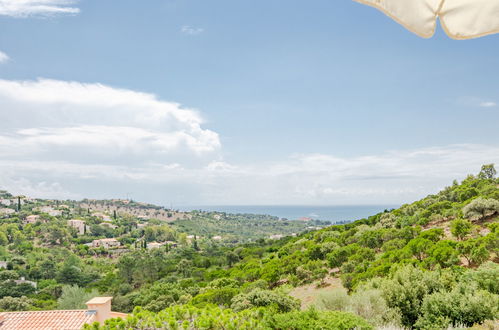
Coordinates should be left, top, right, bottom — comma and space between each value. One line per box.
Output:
178, 205, 398, 223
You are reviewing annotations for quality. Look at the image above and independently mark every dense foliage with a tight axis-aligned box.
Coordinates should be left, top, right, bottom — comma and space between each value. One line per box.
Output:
0, 164, 498, 329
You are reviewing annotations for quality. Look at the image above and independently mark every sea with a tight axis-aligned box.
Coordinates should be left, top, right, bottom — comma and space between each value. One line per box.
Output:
178, 205, 399, 223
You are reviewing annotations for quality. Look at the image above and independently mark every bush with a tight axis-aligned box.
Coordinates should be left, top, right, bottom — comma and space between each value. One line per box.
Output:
90, 305, 265, 330
465, 262, 499, 294
230, 289, 300, 312
190, 287, 239, 307
318, 288, 402, 327
414, 284, 499, 329
265, 308, 373, 330
450, 219, 473, 240
0, 296, 33, 311
463, 198, 499, 221
376, 265, 443, 327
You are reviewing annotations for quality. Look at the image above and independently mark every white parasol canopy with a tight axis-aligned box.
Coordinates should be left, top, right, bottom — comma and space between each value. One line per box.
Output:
354, 0, 499, 39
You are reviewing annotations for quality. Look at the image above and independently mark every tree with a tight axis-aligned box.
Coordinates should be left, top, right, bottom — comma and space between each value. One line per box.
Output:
57, 285, 98, 309
469, 244, 490, 266
415, 283, 498, 329
193, 235, 199, 251
0, 296, 33, 311
428, 241, 460, 268
231, 289, 300, 312
450, 219, 472, 240
176, 259, 192, 277
0, 232, 8, 246
406, 238, 433, 261
377, 265, 443, 327
463, 198, 499, 221
226, 251, 239, 267
478, 164, 496, 179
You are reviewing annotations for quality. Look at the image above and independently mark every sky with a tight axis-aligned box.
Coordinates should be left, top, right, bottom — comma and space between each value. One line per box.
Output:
0, 0, 498, 206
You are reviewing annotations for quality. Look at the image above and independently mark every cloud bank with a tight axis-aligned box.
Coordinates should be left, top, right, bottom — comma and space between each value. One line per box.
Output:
0, 0, 79, 17
0, 78, 497, 205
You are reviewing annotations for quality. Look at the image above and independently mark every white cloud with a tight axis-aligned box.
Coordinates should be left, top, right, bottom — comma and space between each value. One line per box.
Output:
0, 0, 79, 18
0, 79, 497, 205
0, 78, 221, 165
181, 25, 204, 36
479, 101, 497, 108
0, 51, 9, 63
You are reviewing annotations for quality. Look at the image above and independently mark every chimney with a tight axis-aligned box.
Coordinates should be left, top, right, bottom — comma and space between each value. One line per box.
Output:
86, 297, 113, 324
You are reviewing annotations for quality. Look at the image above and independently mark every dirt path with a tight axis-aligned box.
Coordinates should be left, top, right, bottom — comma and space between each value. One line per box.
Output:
289, 277, 344, 310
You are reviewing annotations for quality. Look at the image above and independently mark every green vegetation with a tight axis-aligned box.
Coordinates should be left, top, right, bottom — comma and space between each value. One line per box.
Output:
0, 164, 498, 329
172, 211, 329, 243
84, 305, 372, 330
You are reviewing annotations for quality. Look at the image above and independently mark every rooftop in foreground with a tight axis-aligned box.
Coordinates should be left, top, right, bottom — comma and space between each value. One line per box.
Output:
0, 297, 126, 330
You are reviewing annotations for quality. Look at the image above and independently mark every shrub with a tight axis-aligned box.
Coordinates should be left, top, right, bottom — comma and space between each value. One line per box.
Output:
414, 284, 499, 329
230, 289, 300, 312
450, 219, 473, 240
376, 265, 443, 327
318, 287, 402, 327
463, 198, 499, 221
0, 296, 33, 311
265, 308, 373, 330
465, 262, 499, 294
190, 287, 239, 307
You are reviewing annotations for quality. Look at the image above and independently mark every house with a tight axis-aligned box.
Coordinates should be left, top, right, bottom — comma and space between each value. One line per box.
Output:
48, 210, 62, 217
0, 199, 11, 206
0, 261, 7, 269
92, 213, 112, 222
212, 236, 222, 241
67, 220, 86, 235
24, 215, 40, 224
0, 297, 126, 329
37, 206, 61, 217
92, 238, 120, 249
0, 208, 15, 215
269, 234, 284, 240
147, 242, 164, 249
14, 277, 37, 289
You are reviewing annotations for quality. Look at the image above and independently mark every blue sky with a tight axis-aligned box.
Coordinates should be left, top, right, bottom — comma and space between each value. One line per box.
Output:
0, 0, 498, 206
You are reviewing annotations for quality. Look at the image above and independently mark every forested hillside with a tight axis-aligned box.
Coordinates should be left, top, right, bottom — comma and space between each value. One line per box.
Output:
0, 165, 498, 329
90, 164, 498, 329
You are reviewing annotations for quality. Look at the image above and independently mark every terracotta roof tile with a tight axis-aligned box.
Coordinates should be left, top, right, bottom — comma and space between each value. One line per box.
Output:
0, 310, 96, 330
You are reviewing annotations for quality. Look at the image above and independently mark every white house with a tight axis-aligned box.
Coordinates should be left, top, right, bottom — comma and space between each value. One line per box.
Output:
68, 219, 87, 235
14, 277, 37, 289
147, 242, 164, 249
0, 208, 15, 215
92, 238, 120, 249
24, 215, 41, 224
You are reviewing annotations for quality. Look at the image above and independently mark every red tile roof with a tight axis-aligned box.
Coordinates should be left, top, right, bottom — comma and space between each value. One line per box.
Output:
0, 309, 96, 329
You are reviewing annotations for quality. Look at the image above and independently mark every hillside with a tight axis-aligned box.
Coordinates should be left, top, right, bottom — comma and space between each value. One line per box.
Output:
0, 165, 497, 329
